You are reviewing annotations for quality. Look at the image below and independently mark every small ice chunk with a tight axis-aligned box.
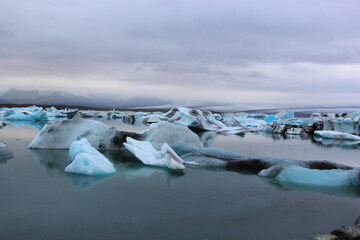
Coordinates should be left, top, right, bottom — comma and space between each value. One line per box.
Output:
124, 137, 185, 170
314, 130, 360, 141
65, 138, 116, 175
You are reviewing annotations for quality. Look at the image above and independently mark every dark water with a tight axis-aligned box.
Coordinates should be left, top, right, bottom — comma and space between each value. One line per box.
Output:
1, 121, 360, 240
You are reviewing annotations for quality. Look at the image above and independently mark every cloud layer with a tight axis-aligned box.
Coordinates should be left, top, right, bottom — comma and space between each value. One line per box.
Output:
0, 0, 359, 107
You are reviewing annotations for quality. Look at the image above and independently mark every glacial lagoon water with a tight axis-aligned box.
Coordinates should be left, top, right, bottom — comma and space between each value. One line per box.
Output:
1, 121, 360, 239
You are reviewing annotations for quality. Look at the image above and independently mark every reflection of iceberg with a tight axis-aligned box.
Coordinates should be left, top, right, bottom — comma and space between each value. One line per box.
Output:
118, 162, 185, 183
29, 149, 71, 171
5, 120, 46, 131
313, 136, 360, 150
65, 173, 110, 191
0, 141, 13, 162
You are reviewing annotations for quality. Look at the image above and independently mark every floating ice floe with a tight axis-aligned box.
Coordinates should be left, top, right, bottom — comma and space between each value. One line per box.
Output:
28, 115, 141, 149
314, 130, 360, 141
65, 138, 116, 175
0, 106, 48, 121
273, 165, 359, 187
0, 141, 13, 160
124, 137, 185, 170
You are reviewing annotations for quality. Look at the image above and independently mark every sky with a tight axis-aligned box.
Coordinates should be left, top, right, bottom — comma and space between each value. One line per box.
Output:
0, 0, 359, 108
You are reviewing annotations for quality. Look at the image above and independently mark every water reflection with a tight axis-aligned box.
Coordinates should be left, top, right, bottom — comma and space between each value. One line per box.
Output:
312, 137, 360, 150
30, 148, 185, 190
262, 177, 360, 198
29, 149, 70, 171
4, 120, 47, 131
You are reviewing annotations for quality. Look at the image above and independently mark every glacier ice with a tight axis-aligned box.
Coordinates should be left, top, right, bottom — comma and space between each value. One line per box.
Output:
124, 137, 185, 170
28, 115, 141, 149
65, 138, 116, 175
0, 106, 47, 121
314, 130, 360, 141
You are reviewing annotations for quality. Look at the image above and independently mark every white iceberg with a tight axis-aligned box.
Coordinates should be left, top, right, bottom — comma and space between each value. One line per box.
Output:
29, 115, 141, 149
0, 106, 47, 121
314, 130, 360, 141
124, 137, 185, 170
65, 138, 116, 175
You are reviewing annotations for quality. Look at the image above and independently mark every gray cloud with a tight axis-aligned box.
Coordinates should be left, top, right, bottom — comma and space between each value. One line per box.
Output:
0, 0, 360, 107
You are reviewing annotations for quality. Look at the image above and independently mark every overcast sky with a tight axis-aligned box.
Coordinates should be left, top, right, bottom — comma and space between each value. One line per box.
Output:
0, 0, 359, 108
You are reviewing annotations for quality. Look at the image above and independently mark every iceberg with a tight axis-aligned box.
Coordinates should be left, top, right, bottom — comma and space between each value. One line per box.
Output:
275, 111, 295, 119
275, 165, 360, 187
124, 137, 185, 170
28, 115, 141, 149
65, 138, 116, 175
45, 106, 77, 118
314, 130, 360, 141
0, 106, 47, 121
142, 121, 203, 150
164, 107, 243, 134
78, 110, 106, 118
0, 141, 13, 160
264, 114, 278, 123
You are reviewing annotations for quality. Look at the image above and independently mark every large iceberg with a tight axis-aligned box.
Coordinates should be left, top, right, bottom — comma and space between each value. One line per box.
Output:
0, 141, 13, 160
0, 106, 48, 121
29, 115, 141, 149
65, 138, 116, 175
314, 130, 360, 141
124, 137, 185, 170
142, 121, 203, 150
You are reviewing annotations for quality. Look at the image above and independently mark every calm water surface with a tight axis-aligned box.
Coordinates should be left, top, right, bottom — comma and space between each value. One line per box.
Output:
1, 120, 360, 240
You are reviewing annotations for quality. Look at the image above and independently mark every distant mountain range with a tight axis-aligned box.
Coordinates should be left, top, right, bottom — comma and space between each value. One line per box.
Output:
0, 89, 171, 108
